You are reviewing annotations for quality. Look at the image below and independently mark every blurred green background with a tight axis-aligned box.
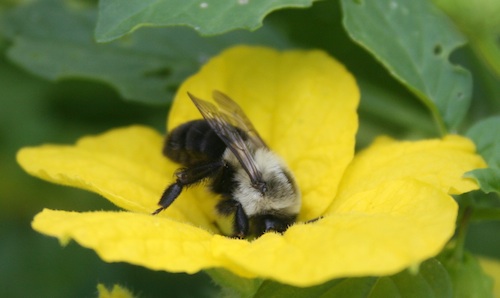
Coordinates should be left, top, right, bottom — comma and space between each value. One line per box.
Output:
1, 0, 499, 297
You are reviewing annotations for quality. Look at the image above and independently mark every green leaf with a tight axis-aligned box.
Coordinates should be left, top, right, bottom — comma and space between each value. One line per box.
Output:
205, 268, 263, 297
250, 259, 452, 298
439, 251, 494, 298
465, 169, 500, 194
465, 116, 500, 194
466, 116, 500, 168
1, 0, 290, 104
432, 0, 500, 78
341, 0, 472, 133
95, 0, 314, 42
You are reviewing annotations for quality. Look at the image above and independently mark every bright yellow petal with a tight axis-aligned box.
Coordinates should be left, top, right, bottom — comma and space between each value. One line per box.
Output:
168, 46, 360, 219
214, 179, 457, 286
17, 126, 216, 230
327, 135, 486, 213
33, 178, 456, 286
33, 209, 220, 273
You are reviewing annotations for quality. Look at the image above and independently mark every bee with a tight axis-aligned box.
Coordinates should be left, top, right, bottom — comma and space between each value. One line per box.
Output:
153, 90, 301, 238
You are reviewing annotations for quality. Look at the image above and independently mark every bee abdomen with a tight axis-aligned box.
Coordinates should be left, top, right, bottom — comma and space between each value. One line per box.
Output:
164, 120, 227, 166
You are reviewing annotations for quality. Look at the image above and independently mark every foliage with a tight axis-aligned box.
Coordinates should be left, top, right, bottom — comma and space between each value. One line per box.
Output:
1, 0, 499, 296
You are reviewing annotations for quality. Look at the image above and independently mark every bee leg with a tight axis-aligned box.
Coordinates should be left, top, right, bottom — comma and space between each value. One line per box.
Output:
216, 199, 249, 239
152, 183, 182, 215
152, 160, 224, 215
233, 203, 249, 239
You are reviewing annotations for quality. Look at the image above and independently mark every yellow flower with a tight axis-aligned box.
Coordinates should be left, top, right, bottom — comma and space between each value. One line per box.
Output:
17, 46, 486, 287
97, 284, 135, 298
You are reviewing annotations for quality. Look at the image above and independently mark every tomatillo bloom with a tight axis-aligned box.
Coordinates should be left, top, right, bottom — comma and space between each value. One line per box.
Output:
17, 46, 486, 287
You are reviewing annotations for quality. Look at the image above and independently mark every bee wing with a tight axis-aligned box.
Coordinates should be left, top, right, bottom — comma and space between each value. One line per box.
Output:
187, 92, 264, 185
212, 90, 268, 149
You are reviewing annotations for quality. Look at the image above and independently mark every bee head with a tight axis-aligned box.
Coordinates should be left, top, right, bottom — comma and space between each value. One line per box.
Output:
233, 148, 301, 218
251, 213, 297, 236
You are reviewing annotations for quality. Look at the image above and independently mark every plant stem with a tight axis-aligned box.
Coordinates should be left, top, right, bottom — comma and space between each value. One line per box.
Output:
453, 205, 473, 262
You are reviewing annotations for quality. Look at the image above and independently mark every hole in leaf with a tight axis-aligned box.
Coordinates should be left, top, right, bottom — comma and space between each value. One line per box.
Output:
433, 44, 443, 56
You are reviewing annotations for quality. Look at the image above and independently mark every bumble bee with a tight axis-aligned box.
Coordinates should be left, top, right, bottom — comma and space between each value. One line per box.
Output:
153, 90, 301, 238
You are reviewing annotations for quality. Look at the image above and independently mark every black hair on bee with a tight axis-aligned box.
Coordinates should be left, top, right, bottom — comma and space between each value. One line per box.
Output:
153, 90, 301, 238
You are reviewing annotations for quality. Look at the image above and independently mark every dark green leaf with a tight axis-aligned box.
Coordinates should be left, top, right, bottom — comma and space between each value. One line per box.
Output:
2, 0, 290, 104
341, 0, 472, 133
251, 259, 452, 298
465, 116, 500, 194
389, 259, 452, 298
439, 251, 494, 298
95, 0, 314, 42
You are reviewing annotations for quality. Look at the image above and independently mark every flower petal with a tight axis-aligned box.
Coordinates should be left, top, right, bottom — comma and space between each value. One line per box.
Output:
17, 126, 217, 230
97, 284, 135, 298
32, 209, 220, 272
33, 178, 457, 286
327, 135, 487, 213
213, 179, 458, 286
168, 46, 360, 219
